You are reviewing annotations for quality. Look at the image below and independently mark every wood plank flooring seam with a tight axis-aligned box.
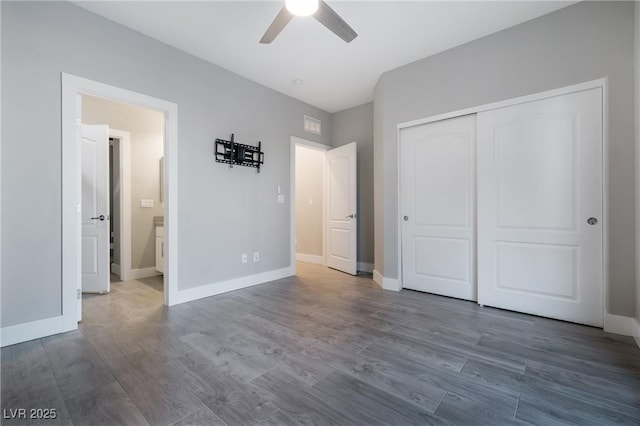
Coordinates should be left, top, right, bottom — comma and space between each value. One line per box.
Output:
464, 357, 640, 424
112, 375, 160, 426
434, 390, 449, 414
96, 354, 162, 426
521, 358, 640, 414
354, 341, 373, 356
166, 406, 228, 426
38, 339, 81, 425
40, 338, 79, 426
249, 365, 279, 385
58, 382, 77, 426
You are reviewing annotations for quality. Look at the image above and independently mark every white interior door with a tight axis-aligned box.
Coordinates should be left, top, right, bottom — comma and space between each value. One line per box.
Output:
326, 142, 357, 275
477, 88, 603, 326
81, 124, 111, 298
400, 115, 476, 301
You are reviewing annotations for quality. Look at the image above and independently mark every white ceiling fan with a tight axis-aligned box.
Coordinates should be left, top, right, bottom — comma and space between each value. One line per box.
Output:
260, 0, 358, 44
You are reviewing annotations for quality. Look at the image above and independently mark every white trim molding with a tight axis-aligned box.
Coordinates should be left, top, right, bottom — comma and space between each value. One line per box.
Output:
111, 263, 121, 276
130, 267, 163, 280
173, 266, 294, 305
1, 316, 74, 348
373, 269, 401, 292
373, 269, 383, 288
603, 313, 636, 336
357, 262, 374, 273
108, 129, 133, 282
62, 73, 179, 328
397, 79, 608, 130
296, 253, 323, 265
382, 276, 401, 292
633, 319, 640, 348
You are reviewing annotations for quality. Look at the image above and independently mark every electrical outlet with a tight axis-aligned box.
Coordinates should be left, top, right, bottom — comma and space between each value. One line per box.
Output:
241, 253, 248, 264
253, 252, 260, 262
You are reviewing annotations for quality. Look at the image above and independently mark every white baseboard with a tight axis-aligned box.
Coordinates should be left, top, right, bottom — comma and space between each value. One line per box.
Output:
634, 318, 640, 348
296, 253, 323, 265
604, 313, 635, 336
373, 269, 383, 288
1, 315, 74, 348
382, 276, 401, 292
296, 255, 372, 273
173, 266, 295, 305
111, 263, 121, 276
130, 267, 162, 280
357, 262, 374, 273
373, 269, 401, 292
1, 266, 294, 346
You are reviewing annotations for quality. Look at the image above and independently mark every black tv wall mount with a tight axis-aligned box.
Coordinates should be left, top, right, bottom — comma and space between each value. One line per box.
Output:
215, 134, 264, 173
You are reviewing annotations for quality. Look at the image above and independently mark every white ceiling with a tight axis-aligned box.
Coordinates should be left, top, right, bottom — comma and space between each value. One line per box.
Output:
74, 1, 576, 113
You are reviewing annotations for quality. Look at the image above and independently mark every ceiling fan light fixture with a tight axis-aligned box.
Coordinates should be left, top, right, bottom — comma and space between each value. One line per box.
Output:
285, 0, 319, 17
261, 0, 357, 44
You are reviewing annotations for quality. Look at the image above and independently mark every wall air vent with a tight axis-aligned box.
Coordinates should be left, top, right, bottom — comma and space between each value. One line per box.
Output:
304, 115, 321, 135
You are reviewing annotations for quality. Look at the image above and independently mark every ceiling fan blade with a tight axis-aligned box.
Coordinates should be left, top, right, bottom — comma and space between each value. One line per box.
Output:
314, 1, 357, 43
260, 6, 294, 44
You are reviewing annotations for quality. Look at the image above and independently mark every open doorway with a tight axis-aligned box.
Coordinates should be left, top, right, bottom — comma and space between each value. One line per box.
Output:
290, 136, 359, 276
294, 143, 326, 266
61, 73, 178, 334
80, 95, 166, 314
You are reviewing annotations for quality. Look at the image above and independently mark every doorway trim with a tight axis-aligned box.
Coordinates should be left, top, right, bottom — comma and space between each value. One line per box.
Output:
290, 136, 329, 274
108, 129, 132, 281
396, 78, 609, 328
62, 73, 179, 332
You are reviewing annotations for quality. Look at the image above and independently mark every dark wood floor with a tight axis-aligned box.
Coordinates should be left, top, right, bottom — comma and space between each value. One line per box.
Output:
2, 262, 640, 425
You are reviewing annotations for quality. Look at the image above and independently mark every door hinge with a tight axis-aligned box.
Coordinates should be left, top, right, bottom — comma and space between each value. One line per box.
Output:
77, 289, 81, 299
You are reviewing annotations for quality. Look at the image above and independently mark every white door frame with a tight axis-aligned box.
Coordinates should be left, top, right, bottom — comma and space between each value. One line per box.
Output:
108, 129, 132, 281
62, 73, 179, 333
396, 78, 608, 324
289, 136, 329, 274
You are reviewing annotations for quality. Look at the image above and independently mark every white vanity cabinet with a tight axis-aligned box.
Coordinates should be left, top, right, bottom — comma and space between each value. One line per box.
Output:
155, 225, 164, 273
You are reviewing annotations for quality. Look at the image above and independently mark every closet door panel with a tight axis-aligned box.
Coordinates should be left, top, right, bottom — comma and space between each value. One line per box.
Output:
400, 115, 476, 301
477, 88, 603, 326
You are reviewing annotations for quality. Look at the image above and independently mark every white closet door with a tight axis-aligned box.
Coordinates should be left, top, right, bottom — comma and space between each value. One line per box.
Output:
400, 115, 476, 301
477, 88, 603, 326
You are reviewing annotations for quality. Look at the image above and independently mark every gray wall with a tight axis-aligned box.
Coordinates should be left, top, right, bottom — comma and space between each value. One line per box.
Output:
295, 145, 324, 257
332, 103, 374, 266
374, 1, 636, 317
1, 1, 332, 327
635, 0, 640, 328
82, 95, 165, 271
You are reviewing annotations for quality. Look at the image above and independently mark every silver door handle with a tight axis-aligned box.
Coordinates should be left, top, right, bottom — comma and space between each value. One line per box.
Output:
91, 215, 106, 221
587, 217, 598, 225
346, 214, 357, 219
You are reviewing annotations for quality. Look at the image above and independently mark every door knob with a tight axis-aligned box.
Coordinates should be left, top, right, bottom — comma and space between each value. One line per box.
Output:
403, 216, 409, 221
346, 213, 357, 219
587, 217, 598, 225
91, 215, 106, 221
